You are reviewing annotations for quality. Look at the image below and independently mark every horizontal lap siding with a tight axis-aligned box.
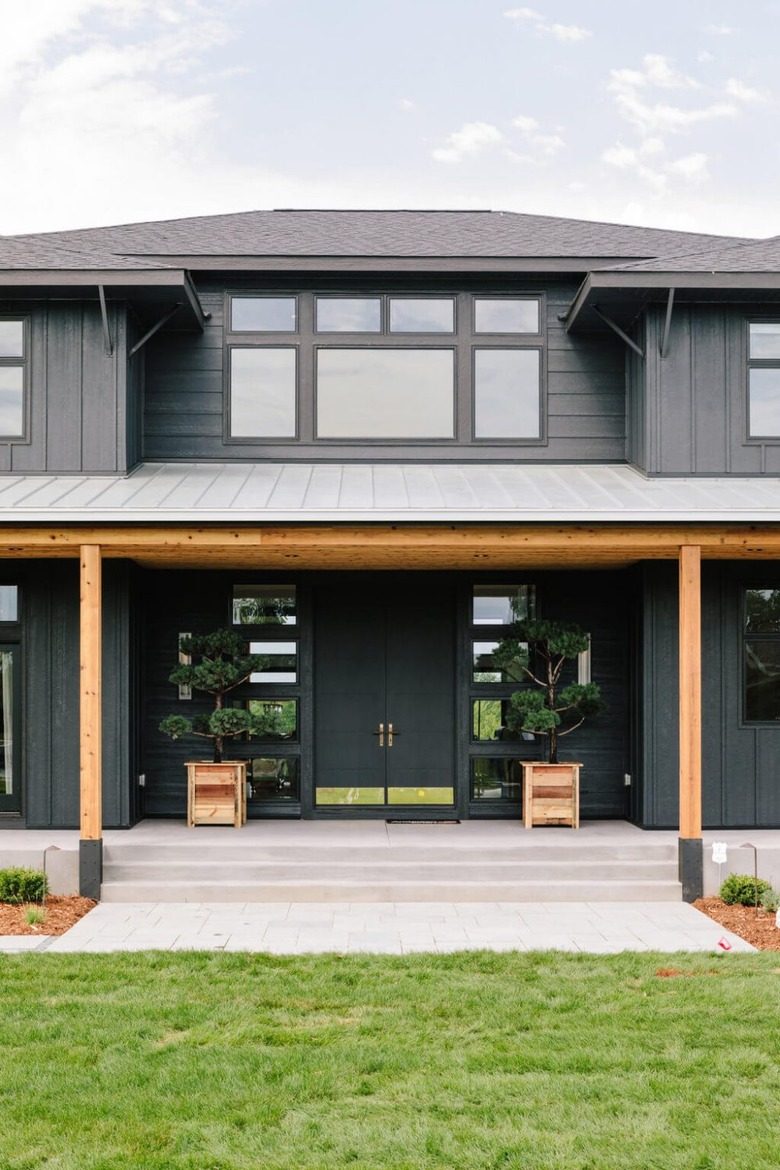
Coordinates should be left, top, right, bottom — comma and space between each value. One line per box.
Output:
143, 281, 627, 462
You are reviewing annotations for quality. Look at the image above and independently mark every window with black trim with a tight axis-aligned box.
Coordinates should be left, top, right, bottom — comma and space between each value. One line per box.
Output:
226, 292, 543, 446
747, 322, 780, 438
0, 320, 26, 439
744, 588, 780, 722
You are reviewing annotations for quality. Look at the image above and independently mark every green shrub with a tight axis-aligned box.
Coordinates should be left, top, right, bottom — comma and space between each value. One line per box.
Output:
760, 887, 780, 913
0, 867, 48, 904
719, 872, 772, 906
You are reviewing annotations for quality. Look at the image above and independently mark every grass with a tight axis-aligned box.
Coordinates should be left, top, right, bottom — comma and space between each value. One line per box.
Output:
0, 951, 779, 1169
23, 905, 46, 926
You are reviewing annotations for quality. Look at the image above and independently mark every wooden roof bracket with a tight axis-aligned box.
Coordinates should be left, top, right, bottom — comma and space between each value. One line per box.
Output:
660, 287, 675, 359
97, 285, 113, 356
129, 303, 183, 358
590, 305, 644, 359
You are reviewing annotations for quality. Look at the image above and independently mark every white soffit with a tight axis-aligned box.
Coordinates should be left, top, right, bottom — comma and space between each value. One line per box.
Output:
0, 462, 779, 523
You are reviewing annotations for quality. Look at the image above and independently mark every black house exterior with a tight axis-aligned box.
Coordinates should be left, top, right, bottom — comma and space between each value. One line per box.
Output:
2, 208, 780, 897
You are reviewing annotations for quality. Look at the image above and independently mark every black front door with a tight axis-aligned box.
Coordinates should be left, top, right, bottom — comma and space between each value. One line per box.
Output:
314, 581, 455, 813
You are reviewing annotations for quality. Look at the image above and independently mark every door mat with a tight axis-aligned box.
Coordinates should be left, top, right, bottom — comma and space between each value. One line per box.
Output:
386, 819, 461, 825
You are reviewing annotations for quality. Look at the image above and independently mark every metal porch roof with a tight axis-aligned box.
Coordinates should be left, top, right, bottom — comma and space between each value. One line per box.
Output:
0, 463, 780, 524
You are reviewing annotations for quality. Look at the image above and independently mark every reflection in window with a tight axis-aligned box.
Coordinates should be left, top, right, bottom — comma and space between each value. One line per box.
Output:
472, 640, 525, 683
230, 348, 296, 437
230, 297, 297, 332
750, 323, 780, 359
316, 349, 455, 438
471, 758, 522, 802
233, 585, 296, 626
0, 587, 18, 623
472, 584, 536, 625
389, 298, 454, 333
0, 648, 15, 796
474, 298, 540, 334
249, 641, 297, 683
0, 322, 24, 357
474, 348, 541, 438
247, 756, 300, 801
241, 699, 297, 741
472, 699, 528, 741
749, 368, 780, 437
316, 297, 381, 332
744, 588, 780, 721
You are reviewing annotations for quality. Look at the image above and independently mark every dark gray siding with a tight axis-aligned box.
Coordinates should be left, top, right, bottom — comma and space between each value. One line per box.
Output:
22, 560, 135, 829
143, 280, 627, 462
640, 303, 772, 476
639, 561, 780, 828
0, 299, 134, 474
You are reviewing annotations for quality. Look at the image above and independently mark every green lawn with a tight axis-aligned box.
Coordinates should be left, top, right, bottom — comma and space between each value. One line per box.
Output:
1, 951, 779, 1169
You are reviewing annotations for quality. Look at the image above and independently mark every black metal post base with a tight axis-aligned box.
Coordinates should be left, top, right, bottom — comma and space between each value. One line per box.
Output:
79, 839, 103, 900
678, 837, 703, 902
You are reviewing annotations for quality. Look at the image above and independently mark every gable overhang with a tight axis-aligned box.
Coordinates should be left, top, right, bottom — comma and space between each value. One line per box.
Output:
120, 254, 650, 276
566, 270, 780, 333
0, 268, 208, 331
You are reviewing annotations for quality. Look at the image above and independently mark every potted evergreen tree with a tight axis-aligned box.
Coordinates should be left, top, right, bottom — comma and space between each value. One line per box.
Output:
495, 616, 605, 828
159, 630, 273, 827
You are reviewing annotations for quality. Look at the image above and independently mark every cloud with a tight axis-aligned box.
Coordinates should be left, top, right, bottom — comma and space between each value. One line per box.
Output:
667, 153, 709, 182
725, 78, 769, 103
396, 98, 415, 112
432, 121, 505, 163
503, 8, 591, 42
705, 23, 735, 35
607, 54, 737, 135
511, 113, 565, 160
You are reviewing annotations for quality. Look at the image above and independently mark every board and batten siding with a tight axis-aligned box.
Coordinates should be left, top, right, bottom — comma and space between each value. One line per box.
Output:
0, 299, 135, 474
143, 281, 627, 462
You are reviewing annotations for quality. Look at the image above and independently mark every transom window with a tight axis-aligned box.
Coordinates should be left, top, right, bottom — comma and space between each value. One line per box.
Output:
225, 292, 543, 446
747, 322, 780, 438
0, 320, 26, 439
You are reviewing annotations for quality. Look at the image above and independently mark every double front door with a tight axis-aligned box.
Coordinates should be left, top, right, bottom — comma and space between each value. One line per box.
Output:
314, 581, 455, 811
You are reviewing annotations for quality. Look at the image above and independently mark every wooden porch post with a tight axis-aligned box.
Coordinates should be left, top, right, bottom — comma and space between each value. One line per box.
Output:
678, 544, 703, 900
79, 544, 103, 898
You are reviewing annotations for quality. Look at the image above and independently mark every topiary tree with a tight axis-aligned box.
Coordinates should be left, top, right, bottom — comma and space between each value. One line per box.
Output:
159, 629, 275, 763
494, 617, 606, 764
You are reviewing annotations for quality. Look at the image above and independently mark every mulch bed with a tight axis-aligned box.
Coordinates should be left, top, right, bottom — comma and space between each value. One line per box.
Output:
0, 895, 97, 936
693, 896, 780, 950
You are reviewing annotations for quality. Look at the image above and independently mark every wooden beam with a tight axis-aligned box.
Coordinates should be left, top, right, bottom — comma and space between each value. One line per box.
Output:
80, 545, 102, 842
678, 544, 702, 840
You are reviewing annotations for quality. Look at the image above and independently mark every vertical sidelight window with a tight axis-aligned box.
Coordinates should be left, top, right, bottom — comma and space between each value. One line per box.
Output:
0, 320, 26, 438
744, 587, 780, 721
748, 322, 780, 437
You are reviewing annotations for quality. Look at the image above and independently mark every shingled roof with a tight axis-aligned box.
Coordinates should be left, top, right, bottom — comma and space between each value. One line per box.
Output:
0, 209, 754, 267
608, 234, 780, 274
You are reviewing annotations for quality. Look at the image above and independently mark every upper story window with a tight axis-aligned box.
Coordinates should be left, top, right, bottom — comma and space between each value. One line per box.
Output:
0, 321, 26, 439
747, 322, 780, 437
225, 292, 544, 447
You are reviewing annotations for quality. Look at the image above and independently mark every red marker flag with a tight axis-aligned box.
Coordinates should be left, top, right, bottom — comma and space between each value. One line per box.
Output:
717, 937, 733, 951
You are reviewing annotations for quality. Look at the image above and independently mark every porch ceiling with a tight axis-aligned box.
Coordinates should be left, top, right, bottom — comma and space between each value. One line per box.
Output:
2, 522, 780, 569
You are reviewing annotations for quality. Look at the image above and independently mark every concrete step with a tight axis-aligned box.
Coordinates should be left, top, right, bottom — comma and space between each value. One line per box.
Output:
100, 878, 683, 903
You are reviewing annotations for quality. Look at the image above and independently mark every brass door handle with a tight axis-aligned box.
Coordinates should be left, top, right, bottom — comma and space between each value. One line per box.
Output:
371, 722, 385, 747
388, 722, 400, 747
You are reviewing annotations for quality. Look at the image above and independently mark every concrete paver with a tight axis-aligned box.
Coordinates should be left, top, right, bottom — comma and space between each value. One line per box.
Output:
2, 900, 749, 955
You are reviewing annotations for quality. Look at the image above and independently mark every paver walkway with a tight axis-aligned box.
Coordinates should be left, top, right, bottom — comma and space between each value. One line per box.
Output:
1, 901, 754, 954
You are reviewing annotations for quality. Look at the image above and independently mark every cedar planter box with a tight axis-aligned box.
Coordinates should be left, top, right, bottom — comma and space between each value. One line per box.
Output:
521, 762, 580, 829
186, 761, 247, 828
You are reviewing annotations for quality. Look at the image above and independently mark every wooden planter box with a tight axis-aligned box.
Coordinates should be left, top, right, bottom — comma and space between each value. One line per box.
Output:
186, 761, 247, 828
521, 762, 581, 829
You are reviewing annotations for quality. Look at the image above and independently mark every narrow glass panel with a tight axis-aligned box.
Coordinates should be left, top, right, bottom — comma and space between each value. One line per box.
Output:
387, 787, 454, 804
472, 585, 536, 625
316, 787, 385, 805
233, 584, 296, 626
749, 322, 780, 359
0, 649, 14, 796
0, 587, 18, 623
317, 349, 454, 438
472, 699, 529, 741
249, 641, 297, 683
474, 298, 540, 334
471, 758, 522, 802
474, 349, 541, 438
0, 368, 24, 436
749, 368, 780, 436
247, 756, 300, 801
230, 348, 296, 438
745, 589, 780, 633
316, 297, 381, 332
230, 297, 296, 333
0, 321, 24, 358
472, 640, 526, 683
745, 639, 780, 721
242, 699, 297, 741
389, 298, 454, 333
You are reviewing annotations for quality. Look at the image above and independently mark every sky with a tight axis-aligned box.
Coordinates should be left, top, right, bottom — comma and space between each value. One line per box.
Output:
2, 0, 779, 238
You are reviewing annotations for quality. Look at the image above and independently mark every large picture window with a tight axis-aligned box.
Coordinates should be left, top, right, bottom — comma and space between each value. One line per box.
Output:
0, 320, 26, 439
744, 588, 780, 721
747, 322, 780, 438
225, 292, 544, 448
